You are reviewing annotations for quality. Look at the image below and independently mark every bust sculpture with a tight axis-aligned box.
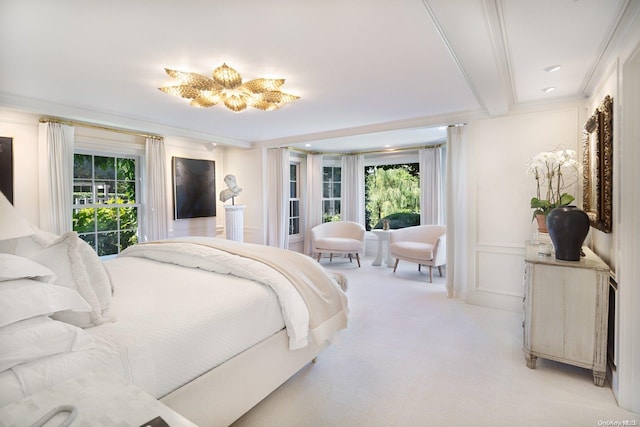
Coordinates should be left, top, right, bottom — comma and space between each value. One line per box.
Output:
219, 174, 243, 204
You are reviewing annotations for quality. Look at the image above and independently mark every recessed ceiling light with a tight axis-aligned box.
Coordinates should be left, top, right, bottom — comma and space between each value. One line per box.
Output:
544, 65, 561, 73
542, 87, 556, 93
384, 144, 392, 148
305, 143, 311, 147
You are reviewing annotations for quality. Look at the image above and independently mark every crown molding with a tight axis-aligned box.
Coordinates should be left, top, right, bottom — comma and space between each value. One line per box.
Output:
0, 92, 251, 149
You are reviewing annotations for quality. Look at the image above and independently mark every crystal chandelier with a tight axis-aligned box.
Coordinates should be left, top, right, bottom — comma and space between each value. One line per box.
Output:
159, 63, 300, 112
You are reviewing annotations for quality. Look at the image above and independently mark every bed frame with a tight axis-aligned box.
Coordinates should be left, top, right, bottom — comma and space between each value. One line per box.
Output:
160, 329, 329, 427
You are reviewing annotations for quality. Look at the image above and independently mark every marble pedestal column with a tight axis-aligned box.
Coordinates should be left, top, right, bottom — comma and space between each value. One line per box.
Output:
224, 204, 245, 242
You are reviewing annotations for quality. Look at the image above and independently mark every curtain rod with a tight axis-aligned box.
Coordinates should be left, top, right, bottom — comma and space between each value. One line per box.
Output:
286, 142, 445, 156
39, 117, 163, 140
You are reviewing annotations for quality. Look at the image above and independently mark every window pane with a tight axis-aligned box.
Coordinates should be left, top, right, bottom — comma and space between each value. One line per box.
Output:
73, 181, 93, 204
96, 207, 118, 232
323, 183, 331, 198
119, 229, 137, 252
290, 182, 297, 198
289, 217, 299, 235
290, 200, 299, 217
323, 167, 332, 181
290, 164, 296, 181
323, 200, 331, 214
78, 233, 96, 250
94, 156, 115, 180
117, 181, 136, 203
73, 207, 95, 233
117, 158, 136, 181
95, 181, 115, 204
333, 182, 341, 198
335, 200, 341, 214
97, 232, 118, 257
334, 167, 341, 181
119, 207, 137, 230
74, 154, 92, 179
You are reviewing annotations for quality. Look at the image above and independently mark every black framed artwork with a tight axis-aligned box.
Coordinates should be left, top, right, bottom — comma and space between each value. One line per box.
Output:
0, 137, 13, 204
172, 157, 216, 219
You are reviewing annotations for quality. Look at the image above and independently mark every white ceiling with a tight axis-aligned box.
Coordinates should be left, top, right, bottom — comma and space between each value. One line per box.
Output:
0, 0, 635, 153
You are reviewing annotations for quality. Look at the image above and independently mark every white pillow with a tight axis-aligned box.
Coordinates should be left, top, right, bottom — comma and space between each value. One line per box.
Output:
29, 232, 110, 328
76, 237, 113, 313
0, 315, 95, 372
0, 227, 57, 256
0, 253, 56, 283
1, 230, 114, 315
0, 279, 91, 328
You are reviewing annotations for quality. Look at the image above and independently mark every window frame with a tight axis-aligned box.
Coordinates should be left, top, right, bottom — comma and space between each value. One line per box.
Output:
322, 159, 342, 222
72, 149, 141, 257
288, 159, 301, 237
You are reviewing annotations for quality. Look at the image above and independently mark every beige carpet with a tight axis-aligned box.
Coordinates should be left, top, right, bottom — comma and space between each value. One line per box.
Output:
232, 256, 638, 427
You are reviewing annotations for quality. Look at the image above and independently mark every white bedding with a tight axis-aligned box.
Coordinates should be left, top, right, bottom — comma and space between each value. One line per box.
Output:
0, 256, 286, 406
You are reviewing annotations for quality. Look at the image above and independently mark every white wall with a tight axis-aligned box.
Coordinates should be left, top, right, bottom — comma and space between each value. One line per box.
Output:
224, 146, 266, 244
0, 109, 42, 225
0, 108, 226, 238
588, 16, 640, 411
465, 104, 584, 311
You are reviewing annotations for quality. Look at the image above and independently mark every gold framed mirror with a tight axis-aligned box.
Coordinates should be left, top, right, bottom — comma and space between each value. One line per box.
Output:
582, 95, 613, 233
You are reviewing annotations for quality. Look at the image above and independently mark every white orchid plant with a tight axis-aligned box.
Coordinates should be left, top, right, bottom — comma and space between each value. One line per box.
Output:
527, 149, 579, 220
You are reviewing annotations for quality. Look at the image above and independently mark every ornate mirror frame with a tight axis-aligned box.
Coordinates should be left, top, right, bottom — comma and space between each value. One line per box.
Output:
582, 95, 613, 233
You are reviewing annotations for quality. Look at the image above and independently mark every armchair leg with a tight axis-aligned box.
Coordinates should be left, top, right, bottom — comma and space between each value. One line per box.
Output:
330, 253, 333, 262
317, 253, 321, 262
355, 253, 361, 267
438, 266, 443, 277
418, 264, 421, 272
348, 254, 353, 263
429, 266, 433, 283
393, 259, 399, 272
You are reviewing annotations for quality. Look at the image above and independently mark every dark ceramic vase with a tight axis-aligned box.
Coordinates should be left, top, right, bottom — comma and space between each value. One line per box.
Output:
546, 205, 590, 261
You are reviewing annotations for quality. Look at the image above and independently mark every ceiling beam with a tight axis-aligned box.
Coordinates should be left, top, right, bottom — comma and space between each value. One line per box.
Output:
422, 0, 512, 116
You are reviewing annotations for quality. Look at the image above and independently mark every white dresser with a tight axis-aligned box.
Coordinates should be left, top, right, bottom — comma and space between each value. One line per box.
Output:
523, 243, 610, 386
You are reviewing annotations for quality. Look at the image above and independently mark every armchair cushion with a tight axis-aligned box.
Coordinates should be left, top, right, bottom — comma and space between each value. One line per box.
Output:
389, 242, 435, 263
389, 225, 446, 282
310, 221, 366, 267
313, 237, 363, 252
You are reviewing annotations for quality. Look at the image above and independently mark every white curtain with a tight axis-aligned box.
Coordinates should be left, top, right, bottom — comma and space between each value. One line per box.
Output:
143, 137, 169, 241
267, 148, 290, 248
341, 154, 365, 224
419, 146, 445, 225
445, 125, 471, 299
38, 122, 75, 235
304, 154, 324, 255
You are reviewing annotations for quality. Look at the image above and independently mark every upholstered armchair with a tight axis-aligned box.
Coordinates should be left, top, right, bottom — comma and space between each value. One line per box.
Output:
310, 221, 366, 267
389, 225, 446, 282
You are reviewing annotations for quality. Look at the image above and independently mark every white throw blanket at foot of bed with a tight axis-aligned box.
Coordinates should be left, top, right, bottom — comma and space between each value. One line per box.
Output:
119, 237, 349, 350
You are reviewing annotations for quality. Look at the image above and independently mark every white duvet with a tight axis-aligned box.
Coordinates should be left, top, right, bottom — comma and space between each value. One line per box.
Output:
0, 256, 286, 405
119, 239, 312, 350
0, 238, 348, 408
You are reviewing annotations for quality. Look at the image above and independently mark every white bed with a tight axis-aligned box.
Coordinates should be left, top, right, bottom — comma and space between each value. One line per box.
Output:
0, 233, 348, 427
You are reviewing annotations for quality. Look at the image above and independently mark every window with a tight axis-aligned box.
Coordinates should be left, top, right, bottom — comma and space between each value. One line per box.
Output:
364, 162, 420, 230
72, 153, 140, 256
289, 162, 300, 235
322, 165, 341, 222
